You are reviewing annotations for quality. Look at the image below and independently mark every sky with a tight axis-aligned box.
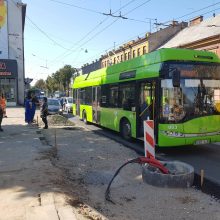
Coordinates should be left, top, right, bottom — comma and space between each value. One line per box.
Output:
23, 0, 220, 84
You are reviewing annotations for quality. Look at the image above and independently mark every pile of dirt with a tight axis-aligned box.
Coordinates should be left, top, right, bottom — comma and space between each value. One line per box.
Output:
39, 115, 75, 127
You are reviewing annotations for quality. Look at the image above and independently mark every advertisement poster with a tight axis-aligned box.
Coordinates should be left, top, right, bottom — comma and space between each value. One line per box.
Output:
0, 0, 8, 59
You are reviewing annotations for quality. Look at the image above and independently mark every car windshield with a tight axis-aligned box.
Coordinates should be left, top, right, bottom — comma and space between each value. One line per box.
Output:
48, 99, 60, 106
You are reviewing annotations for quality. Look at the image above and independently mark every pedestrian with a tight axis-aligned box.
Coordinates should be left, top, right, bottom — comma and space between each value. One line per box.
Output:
40, 97, 48, 129
60, 98, 64, 111
25, 92, 32, 124
0, 94, 4, 131
30, 93, 39, 123
1, 94, 7, 118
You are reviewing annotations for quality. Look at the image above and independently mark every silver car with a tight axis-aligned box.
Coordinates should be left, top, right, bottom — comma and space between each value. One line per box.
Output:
63, 97, 73, 113
47, 98, 62, 115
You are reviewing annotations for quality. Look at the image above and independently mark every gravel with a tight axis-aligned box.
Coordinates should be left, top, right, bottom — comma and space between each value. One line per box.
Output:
42, 124, 220, 220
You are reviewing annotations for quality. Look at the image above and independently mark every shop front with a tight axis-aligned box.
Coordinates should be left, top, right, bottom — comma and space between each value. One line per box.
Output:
0, 59, 18, 106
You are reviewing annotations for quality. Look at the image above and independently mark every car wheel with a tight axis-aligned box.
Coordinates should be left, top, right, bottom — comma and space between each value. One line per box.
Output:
120, 119, 131, 140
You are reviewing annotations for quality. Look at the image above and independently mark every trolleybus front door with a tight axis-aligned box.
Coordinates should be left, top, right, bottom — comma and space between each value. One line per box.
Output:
92, 86, 101, 124
137, 81, 156, 137
76, 89, 80, 116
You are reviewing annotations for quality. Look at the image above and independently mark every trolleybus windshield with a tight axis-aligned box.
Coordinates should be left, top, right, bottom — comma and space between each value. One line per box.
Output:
160, 62, 220, 123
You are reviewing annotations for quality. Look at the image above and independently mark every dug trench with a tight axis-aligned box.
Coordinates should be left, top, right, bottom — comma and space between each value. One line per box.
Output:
37, 115, 220, 220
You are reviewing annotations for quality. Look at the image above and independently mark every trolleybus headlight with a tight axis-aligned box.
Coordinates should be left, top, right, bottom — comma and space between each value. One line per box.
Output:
162, 131, 184, 137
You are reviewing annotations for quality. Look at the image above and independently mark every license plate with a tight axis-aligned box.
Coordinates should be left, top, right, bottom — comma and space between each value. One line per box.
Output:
194, 140, 209, 145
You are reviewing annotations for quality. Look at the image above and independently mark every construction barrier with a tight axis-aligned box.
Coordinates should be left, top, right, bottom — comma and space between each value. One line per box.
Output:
143, 120, 155, 159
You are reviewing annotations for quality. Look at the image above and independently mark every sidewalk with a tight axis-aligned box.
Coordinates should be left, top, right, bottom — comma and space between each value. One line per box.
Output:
0, 107, 77, 220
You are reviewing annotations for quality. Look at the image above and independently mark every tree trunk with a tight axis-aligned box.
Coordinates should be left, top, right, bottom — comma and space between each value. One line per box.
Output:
67, 81, 70, 96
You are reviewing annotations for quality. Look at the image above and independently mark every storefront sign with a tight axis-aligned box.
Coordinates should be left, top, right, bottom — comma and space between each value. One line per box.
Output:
0, 0, 8, 59
0, 59, 18, 78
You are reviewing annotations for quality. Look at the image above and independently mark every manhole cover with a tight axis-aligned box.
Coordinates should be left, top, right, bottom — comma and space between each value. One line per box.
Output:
84, 171, 123, 186
36, 131, 41, 134
39, 137, 46, 141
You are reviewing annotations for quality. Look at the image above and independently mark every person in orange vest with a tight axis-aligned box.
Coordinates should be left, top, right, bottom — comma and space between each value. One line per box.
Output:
1, 94, 7, 118
0, 95, 4, 131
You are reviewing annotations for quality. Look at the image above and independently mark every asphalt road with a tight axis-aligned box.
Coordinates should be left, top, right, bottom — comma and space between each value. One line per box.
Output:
67, 114, 220, 198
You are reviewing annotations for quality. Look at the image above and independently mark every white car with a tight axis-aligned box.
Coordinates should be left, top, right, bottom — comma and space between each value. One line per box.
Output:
64, 97, 73, 113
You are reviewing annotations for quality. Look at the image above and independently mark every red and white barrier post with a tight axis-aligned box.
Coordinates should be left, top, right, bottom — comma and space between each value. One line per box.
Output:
143, 120, 155, 159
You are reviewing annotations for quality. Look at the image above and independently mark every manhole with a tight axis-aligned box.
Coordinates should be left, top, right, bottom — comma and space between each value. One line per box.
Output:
142, 161, 194, 188
84, 170, 123, 186
36, 131, 41, 134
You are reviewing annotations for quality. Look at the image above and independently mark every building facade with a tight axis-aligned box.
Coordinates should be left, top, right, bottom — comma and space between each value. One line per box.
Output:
0, 0, 26, 106
161, 15, 220, 57
101, 21, 187, 68
81, 59, 101, 75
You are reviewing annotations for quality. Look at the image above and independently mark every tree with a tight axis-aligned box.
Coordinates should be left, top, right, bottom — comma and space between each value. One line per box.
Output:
34, 79, 46, 91
44, 64, 76, 97
58, 65, 76, 96
46, 75, 59, 95
52, 71, 63, 91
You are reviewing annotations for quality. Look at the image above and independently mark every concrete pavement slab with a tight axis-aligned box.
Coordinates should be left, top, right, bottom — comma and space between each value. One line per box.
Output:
25, 205, 59, 220
57, 206, 77, 220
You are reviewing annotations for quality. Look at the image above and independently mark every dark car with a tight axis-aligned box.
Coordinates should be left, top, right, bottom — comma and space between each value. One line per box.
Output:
47, 98, 63, 115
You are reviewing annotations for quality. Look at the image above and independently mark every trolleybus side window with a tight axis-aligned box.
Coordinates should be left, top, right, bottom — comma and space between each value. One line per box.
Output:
78, 89, 83, 104
101, 84, 109, 107
109, 85, 119, 108
85, 87, 92, 105
79, 87, 92, 105
119, 83, 135, 111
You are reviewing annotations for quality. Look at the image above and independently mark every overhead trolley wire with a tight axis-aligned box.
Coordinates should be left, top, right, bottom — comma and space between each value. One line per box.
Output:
175, 1, 220, 21
73, 0, 152, 52
49, 0, 141, 64
124, 0, 151, 15
78, 2, 220, 67
26, 16, 69, 50
155, 1, 220, 28
70, 0, 152, 66
47, 0, 103, 15
182, 6, 220, 22
9, 0, 70, 51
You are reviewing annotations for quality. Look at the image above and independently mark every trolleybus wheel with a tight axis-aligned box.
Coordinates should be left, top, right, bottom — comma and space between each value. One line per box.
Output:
121, 119, 131, 140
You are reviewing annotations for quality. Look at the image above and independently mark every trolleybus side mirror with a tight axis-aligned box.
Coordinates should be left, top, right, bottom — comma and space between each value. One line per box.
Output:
172, 69, 180, 87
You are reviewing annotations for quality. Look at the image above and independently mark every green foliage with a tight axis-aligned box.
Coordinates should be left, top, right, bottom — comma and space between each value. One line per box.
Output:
34, 79, 46, 90
46, 76, 59, 94
44, 65, 76, 96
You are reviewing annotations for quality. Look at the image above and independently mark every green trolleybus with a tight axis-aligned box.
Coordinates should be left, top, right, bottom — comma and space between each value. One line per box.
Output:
72, 48, 220, 147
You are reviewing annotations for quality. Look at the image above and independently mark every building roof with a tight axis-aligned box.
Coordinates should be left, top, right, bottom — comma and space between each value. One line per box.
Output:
161, 15, 220, 48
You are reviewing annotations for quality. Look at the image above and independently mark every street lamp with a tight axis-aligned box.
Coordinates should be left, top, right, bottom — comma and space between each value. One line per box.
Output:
32, 54, 49, 69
